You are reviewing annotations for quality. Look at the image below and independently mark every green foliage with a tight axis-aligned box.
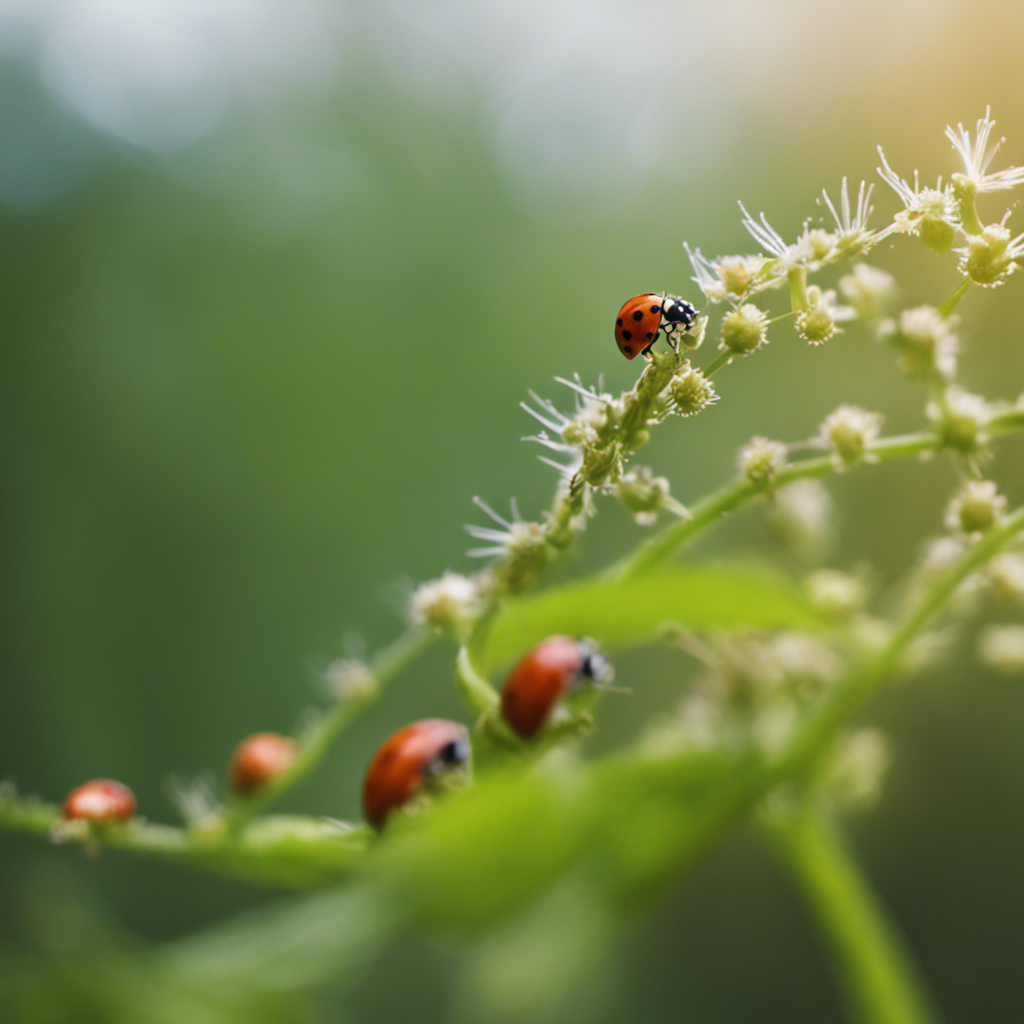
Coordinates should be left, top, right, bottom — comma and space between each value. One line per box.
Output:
479, 564, 821, 673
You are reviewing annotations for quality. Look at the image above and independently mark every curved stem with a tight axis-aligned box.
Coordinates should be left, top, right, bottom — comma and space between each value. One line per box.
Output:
612, 410, 1024, 581
775, 503, 1024, 780
703, 350, 734, 378
765, 808, 939, 1024
0, 794, 371, 888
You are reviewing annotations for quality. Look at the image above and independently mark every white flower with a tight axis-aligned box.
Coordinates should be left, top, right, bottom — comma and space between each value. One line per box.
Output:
946, 107, 1024, 193
817, 405, 884, 469
720, 303, 769, 354
466, 496, 546, 561
978, 625, 1024, 675
806, 569, 869, 619
839, 263, 897, 321
888, 305, 959, 379
737, 436, 787, 485
520, 375, 613, 481
876, 147, 957, 250
408, 571, 482, 632
685, 243, 771, 302
739, 202, 816, 273
821, 178, 878, 254
944, 479, 1006, 536
956, 214, 1024, 288
927, 386, 993, 452
987, 553, 1024, 604
668, 364, 717, 416
769, 479, 833, 559
324, 659, 378, 702
795, 287, 853, 346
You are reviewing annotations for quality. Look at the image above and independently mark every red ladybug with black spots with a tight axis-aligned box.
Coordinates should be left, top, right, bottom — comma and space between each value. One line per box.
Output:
362, 719, 470, 829
501, 636, 612, 740
615, 293, 697, 360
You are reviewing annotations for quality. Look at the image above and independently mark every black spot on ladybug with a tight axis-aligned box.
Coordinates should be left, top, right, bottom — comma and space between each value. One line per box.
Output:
650, 304, 661, 313
645, 332, 653, 339
623, 345, 633, 354
616, 318, 623, 327
632, 310, 644, 321
622, 330, 632, 341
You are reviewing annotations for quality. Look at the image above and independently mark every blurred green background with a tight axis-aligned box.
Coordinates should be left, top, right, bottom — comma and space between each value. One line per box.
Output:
2, 2, 1023, 1021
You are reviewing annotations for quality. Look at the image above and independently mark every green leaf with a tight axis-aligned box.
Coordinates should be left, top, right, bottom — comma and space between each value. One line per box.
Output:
480, 564, 820, 672
163, 883, 399, 993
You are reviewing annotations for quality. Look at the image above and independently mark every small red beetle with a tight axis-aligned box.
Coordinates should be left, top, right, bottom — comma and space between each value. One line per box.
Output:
501, 636, 612, 739
62, 779, 137, 823
229, 732, 297, 795
362, 719, 470, 829
614, 293, 697, 360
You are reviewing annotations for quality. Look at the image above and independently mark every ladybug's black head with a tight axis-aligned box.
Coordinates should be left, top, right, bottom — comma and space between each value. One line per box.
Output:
662, 298, 697, 327
576, 639, 613, 688
436, 736, 470, 770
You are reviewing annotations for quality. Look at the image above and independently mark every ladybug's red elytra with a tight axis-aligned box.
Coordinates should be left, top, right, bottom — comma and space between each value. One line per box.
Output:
362, 719, 470, 829
62, 779, 137, 823
228, 732, 297, 795
615, 293, 697, 360
501, 636, 612, 739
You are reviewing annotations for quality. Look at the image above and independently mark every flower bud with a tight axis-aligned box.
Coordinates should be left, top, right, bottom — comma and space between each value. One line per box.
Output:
668, 364, 717, 416
738, 436, 787, 486
769, 479, 833, 560
806, 569, 868, 619
927, 386, 992, 453
324, 658, 378, 702
945, 479, 1006, 536
818, 405, 883, 469
229, 733, 297, 795
801, 228, 836, 263
796, 307, 836, 346
717, 255, 766, 295
720, 304, 769, 354
987, 553, 1024, 604
886, 305, 958, 379
580, 438, 622, 487
615, 466, 671, 525
822, 728, 891, 812
919, 214, 955, 254
960, 222, 1019, 287
409, 572, 482, 633
978, 625, 1024, 675
63, 779, 136, 823
838, 263, 897, 321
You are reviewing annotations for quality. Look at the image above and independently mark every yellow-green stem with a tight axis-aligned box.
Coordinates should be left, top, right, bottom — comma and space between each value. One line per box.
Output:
766, 809, 939, 1024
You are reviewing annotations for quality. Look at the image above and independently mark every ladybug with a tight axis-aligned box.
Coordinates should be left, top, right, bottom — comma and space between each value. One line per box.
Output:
501, 636, 612, 739
228, 732, 297, 795
614, 293, 697, 360
362, 719, 470, 829
62, 779, 136, 823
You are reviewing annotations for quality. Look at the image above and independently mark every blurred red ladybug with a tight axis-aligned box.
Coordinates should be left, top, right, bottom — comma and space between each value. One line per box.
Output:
62, 779, 136, 823
614, 293, 697, 360
501, 636, 612, 739
362, 719, 470, 829
228, 732, 297, 795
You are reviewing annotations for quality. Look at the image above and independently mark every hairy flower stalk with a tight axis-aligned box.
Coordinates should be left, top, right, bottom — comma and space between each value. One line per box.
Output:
6, 112, 1024, 1024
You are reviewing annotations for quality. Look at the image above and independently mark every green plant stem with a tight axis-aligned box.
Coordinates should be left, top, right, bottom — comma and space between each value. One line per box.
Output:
766, 809, 938, 1024
612, 409, 1024, 581
774, 502, 1024, 780
5, 502, 1023, 890
223, 626, 438, 832
938, 278, 972, 318
0, 795, 371, 888
703, 350, 734, 377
